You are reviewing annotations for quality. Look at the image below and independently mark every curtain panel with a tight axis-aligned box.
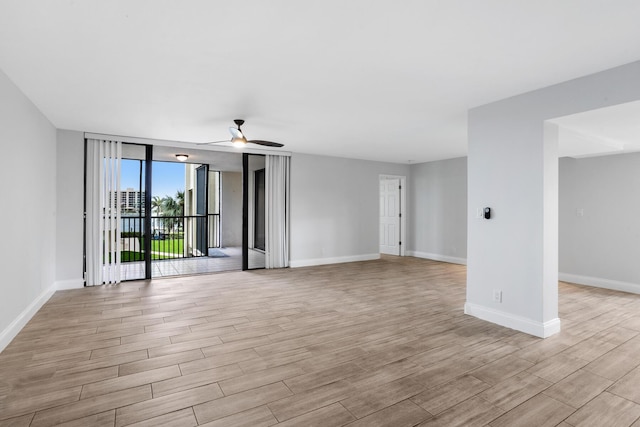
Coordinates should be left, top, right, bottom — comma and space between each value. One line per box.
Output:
265, 155, 290, 268
86, 139, 122, 286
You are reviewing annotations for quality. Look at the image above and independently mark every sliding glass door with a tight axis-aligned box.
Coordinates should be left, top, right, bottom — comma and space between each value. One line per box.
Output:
119, 143, 151, 280
243, 153, 266, 270
87, 141, 264, 282
254, 168, 266, 251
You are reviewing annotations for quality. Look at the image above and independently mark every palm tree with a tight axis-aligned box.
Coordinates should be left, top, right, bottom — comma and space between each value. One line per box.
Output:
162, 194, 183, 234
162, 195, 178, 216
151, 196, 163, 216
151, 192, 185, 235
174, 191, 185, 234
151, 196, 164, 233
175, 190, 185, 216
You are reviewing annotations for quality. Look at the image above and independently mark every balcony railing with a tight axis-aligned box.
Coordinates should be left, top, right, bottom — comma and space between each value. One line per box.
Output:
119, 214, 220, 262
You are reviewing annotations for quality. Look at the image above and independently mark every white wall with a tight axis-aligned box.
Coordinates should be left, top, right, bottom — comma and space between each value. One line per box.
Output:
408, 157, 467, 264
221, 171, 242, 247
405, 152, 640, 295
290, 153, 409, 267
467, 60, 640, 338
0, 69, 57, 351
559, 153, 640, 293
55, 129, 85, 289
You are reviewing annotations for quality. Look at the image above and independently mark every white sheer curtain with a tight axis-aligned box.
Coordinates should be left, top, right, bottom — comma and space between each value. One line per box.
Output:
265, 155, 290, 268
86, 139, 122, 285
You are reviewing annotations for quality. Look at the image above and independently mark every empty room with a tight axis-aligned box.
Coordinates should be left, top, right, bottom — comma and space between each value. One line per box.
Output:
2, 1, 640, 426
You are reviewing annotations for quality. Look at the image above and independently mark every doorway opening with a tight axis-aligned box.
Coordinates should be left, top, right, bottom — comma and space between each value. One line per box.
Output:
379, 175, 406, 256
548, 100, 640, 295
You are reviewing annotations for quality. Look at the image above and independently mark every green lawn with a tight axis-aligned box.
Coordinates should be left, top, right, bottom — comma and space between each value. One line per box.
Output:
151, 238, 184, 254
119, 250, 173, 262
116, 236, 185, 263
120, 251, 144, 262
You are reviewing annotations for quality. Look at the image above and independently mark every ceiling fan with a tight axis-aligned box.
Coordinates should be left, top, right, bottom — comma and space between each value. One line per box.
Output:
200, 119, 284, 148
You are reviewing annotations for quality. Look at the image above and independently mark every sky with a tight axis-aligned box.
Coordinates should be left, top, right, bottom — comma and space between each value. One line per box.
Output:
121, 160, 185, 198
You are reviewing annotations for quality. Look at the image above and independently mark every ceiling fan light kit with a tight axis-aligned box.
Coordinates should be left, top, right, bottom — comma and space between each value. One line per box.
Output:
231, 137, 247, 147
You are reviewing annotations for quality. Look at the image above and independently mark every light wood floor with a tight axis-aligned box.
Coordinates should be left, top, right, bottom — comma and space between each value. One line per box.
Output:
2, 256, 640, 426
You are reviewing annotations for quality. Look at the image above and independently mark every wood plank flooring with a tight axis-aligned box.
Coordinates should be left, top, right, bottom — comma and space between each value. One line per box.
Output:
2, 256, 640, 426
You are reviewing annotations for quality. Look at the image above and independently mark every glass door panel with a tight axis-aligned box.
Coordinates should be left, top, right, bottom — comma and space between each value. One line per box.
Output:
243, 154, 266, 270
119, 143, 148, 280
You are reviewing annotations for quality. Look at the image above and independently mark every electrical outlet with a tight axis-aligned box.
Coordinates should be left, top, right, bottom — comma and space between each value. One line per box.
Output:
492, 289, 502, 303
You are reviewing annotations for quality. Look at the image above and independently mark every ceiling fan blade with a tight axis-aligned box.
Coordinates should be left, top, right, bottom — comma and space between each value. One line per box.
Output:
248, 140, 284, 148
205, 120, 282, 147
229, 127, 244, 139
197, 139, 230, 145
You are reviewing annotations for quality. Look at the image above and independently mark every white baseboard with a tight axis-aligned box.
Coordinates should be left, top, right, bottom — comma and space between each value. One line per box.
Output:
464, 302, 561, 338
55, 278, 85, 290
559, 273, 640, 295
407, 250, 467, 265
290, 253, 380, 268
0, 285, 56, 352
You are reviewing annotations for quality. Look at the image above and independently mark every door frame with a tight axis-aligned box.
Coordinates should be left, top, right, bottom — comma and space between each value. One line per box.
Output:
379, 174, 406, 256
195, 164, 209, 256
253, 168, 266, 251
242, 153, 266, 270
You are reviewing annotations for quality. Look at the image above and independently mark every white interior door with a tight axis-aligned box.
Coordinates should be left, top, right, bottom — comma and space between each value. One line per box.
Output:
380, 178, 400, 255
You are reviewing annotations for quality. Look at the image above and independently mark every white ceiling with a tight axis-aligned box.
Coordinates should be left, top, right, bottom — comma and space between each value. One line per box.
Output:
153, 145, 242, 172
2, 1, 640, 163
551, 101, 640, 158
